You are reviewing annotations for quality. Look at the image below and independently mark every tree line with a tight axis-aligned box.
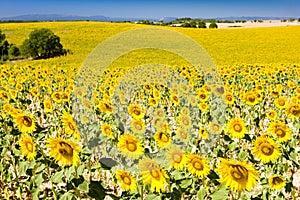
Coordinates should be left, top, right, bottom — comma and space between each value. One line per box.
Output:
0, 28, 67, 62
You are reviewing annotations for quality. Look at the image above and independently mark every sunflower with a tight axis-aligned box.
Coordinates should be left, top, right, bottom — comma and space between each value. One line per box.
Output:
139, 158, 169, 192
199, 102, 209, 112
46, 137, 80, 166
170, 93, 180, 106
177, 114, 192, 129
30, 87, 40, 97
175, 127, 190, 142
128, 104, 144, 119
165, 146, 186, 170
244, 91, 259, 106
286, 103, 300, 118
97, 100, 113, 114
217, 158, 259, 191
51, 92, 62, 103
197, 91, 209, 102
266, 110, 277, 121
115, 170, 137, 192
152, 117, 165, 130
148, 97, 158, 107
209, 121, 222, 134
19, 134, 36, 160
117, 133, 144, 159
224, 91, 235, 105
267, 121, 291, 143
43, 99, 53, 113
0, 90, 10, 102
61, 110, 80, 140
154, 130, 172, 148
186, 154, 210, 178
226, 118, 247, 138
154, 108, 165, 118
101, 123, 113, 139
199, 127, 208, 140
269, 175, 286, 190
14, 113, 36, 134
274, 96, 288, 109
252, 137, 281, 162
152, 88, 161, 99
130, 119, 146, 134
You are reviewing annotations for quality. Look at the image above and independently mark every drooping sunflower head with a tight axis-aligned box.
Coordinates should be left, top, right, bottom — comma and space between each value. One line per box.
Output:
217, 158, 259, 192
252, 136, 281, 163
227, 118, 246, 138
19, 134, 36, 160
269, 175, 286, 190
115, 170, 137, 192
186, 154, 210, 178
46, 137, 80, 166
14, 113, 36, 134
97, 100, 113, 114
165, 145, 186, 170
117, 133, 144, 159
138, 158, 169, 192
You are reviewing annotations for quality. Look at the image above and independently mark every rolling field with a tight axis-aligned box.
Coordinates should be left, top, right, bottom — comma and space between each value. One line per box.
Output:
0, 22, 300, 199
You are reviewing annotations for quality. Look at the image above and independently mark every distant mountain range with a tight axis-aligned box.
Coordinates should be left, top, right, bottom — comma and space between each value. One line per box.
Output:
0, 14, 297, 22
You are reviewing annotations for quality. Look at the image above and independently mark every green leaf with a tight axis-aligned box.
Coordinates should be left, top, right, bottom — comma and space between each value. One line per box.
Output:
76, 164, 85, 176
51, 170, 64, 183
34, 173, 44, 186
99, 158, 118, 170
238, 150, 248, 161
172, 170, 186, 180
35, 164, 46, 173
59, 192, 74, 200
18, 161, 28, 176
210, 184, 228, 200
78, 181, 89, 192
180, 179, 193, 189
65, 166, 75, 180
228, 142, 237, 151
88, 181, 106, 200
146, 194, 161, 200
197, 186, 206, 200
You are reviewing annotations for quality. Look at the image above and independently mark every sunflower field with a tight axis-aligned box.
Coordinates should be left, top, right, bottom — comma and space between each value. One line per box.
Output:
0, 22, 300, 200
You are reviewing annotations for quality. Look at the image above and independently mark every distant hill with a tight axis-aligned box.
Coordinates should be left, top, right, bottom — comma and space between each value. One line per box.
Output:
0, 14, 156, 22
0, 14, 298, 22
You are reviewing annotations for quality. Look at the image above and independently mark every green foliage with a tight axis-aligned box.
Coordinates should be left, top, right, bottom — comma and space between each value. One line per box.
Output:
8, 44, 20, 59
21, 28, 67, 59
209, 22, 218, 29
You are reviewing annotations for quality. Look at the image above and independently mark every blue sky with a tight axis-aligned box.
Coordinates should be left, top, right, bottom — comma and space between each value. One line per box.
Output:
1, 0, 299, 18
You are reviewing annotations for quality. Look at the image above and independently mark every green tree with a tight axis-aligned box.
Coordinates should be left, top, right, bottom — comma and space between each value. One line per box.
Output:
198, 21, 207, 28
8, 44, 20, 59
0, 30, 10, 61
21, 28, 67, 59
209, 22, 218, 29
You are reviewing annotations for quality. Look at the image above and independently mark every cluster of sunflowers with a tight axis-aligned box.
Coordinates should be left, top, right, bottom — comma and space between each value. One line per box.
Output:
0, 22, 299, 199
